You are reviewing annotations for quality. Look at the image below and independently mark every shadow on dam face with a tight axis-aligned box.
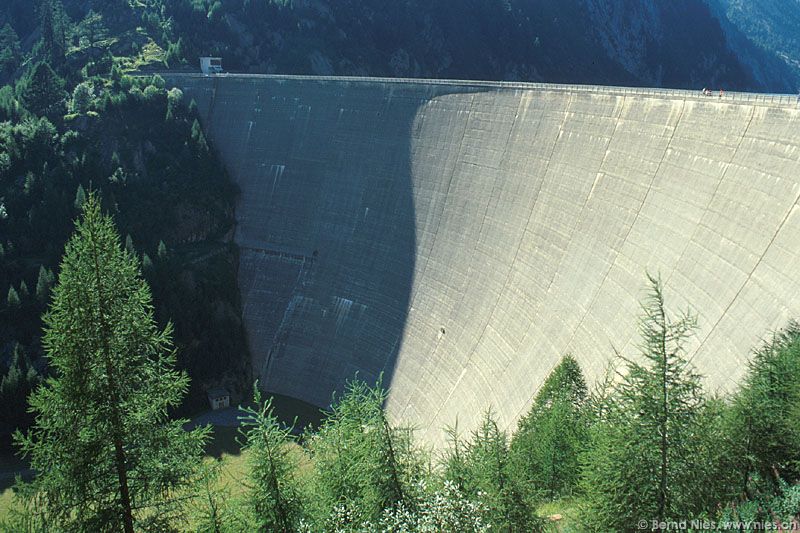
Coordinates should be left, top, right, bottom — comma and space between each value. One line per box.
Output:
169, 75, 800, 445
172, 76, 464, 411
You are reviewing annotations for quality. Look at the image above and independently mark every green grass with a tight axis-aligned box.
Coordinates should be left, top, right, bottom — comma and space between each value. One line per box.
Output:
0, 487, 13, 524
538, 498, 582, 532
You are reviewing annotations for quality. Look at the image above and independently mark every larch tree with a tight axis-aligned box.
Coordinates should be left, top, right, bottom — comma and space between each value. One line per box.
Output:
13, 194, 209, 531
580, 274, 723, 530
305, 377, 418, 528
446, 409, 533, 531
731, 323, 800, 488
237, 387, 304, 532
509, 354, 589, 503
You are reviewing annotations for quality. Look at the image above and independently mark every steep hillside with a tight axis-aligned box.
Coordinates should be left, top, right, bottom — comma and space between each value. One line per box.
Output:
586, 0, 796, 90
159, 0, 792, 90
705, 0, 800, 88
0, 1, 251, 437
2, 0, 791, 91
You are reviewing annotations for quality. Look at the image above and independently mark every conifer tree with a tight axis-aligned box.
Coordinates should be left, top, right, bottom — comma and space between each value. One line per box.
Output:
238, 386, 304, 531
19, 280, 29, 300
306, 377, 417, 528
731, 323, 800, 487
579, 274, 722, 530
0, 23, 22, 77
75, 10, 108, 51
7, 285, 20, 307
0, 343, 41, 429
39, 0, 67, 65
19, 62, 67, 120
14, 194, 209, 531
157, 239, 167, 260
124, 233, 135, 255
192, 118, 209, 151
35, 265, 54, 302
446, 409, 531, 531
74, 183, 86, 209
509, 354, 588, 503
70, 82, 93, 114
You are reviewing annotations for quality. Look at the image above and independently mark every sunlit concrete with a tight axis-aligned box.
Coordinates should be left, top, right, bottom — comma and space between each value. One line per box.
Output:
167, 74, 800, 444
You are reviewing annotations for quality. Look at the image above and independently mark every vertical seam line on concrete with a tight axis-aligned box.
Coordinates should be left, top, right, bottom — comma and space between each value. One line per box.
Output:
560, 96, 686, 361
207, 75, 219, 127
419, 91, 576, 436
686, 108, 800, 387
661, 104, 755, 371
505, 93, 633, 428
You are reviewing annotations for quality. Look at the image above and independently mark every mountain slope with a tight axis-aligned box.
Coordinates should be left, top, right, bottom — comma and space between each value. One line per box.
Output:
158, 0, 794, 91
1, 0, 795, 91
705, 0, 800, 89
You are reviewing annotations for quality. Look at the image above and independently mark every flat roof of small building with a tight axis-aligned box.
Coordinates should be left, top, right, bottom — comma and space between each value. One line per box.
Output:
207, 387, 230, 399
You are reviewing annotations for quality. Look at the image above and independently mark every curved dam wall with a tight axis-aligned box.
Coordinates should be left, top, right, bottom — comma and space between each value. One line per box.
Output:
168, 74, 800, 443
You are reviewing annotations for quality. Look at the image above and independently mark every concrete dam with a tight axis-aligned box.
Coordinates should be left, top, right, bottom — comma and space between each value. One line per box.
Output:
168, 74, 800, 443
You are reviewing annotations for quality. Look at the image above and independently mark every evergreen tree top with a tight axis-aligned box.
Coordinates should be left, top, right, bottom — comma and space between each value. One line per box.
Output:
14, 193, 209, 531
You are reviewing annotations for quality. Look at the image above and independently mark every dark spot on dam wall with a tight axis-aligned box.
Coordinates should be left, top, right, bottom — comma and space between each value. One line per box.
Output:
167, 74, 800, 445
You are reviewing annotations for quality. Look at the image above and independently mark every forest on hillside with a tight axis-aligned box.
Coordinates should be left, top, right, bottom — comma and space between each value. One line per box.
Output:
3, 0, 797, 90
0, 0, 250, 439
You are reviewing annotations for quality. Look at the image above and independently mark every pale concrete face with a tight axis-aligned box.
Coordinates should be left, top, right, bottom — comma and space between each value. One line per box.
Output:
168, 74, 800, 445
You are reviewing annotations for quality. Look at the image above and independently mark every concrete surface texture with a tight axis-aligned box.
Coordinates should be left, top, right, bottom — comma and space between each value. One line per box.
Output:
167, 74, 800, 444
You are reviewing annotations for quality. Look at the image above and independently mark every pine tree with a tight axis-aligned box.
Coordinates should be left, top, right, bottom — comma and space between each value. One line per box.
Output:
579, 274, 721, 530
124, 234, 135, 255
0, 343, 42, 429
35, 265, 54, 302
18, 280, 29, 300
0, 23, 22, 77
74, 183, 86, 209
7, 285, 20, 307
509, 354, 588, 503
70, 82, 94, 114
19, 62, 66, 120
75, 10, 108, 51
731, 323, 800, 487
306, 377, 418, 528
192, 118, 209, 151
446, 409, 532, 531
14, 194, 210, 531
38, 0, 66, 65
238, 386, 304, 531
157, 239, 167, 260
